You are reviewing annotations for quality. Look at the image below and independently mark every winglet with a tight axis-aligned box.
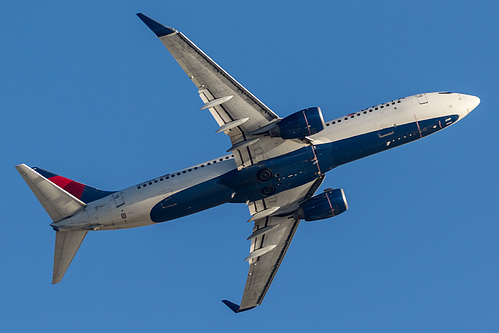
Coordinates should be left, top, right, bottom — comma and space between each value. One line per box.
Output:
221, 300, 256, 313
222, 300, 240, 313
136, 13, 176, 37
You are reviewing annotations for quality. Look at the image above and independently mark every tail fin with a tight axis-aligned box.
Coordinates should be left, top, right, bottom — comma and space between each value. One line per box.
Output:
31, 166, 113, 204
16, 164, 87, 222
15, 164, 114, 222
16, 164, 114, 284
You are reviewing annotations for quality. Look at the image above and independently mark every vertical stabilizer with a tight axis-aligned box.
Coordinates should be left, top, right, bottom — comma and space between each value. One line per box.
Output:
53, 231, 87, 284
15, 164, 86, 222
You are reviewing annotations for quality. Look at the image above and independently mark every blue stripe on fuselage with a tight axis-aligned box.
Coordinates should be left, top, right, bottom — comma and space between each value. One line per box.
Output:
149, 115, 459, 223
150, 147, 322, 223
150, 178, 234, 223
322, 114, 459, 168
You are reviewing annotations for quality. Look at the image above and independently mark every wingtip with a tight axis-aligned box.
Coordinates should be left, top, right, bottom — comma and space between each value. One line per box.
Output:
222, 300, 240, 313
221, 300, 256, 313
136, 13, 176, 37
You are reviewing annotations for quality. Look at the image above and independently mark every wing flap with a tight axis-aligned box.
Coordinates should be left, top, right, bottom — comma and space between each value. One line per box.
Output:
240, 216, 300, 310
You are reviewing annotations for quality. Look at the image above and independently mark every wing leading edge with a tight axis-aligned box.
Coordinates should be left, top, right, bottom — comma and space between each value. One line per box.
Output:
137, 13, 309, 170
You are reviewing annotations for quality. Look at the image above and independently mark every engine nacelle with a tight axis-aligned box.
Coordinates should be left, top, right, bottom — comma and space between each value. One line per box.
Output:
270, 107, 325, 140
296, 189, 348, 222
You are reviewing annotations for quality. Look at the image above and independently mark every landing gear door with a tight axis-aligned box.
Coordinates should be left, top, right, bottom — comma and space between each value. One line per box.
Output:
112, 191, 125, 208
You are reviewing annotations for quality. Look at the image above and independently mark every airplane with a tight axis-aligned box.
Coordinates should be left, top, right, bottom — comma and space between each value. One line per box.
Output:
16, 13, 480, 313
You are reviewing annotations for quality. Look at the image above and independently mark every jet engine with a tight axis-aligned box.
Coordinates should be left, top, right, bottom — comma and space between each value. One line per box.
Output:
270, 107, 325, 140
296, 189, 348, 221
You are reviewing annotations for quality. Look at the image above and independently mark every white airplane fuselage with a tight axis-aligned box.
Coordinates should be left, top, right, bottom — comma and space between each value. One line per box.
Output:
51, 92, 479, 232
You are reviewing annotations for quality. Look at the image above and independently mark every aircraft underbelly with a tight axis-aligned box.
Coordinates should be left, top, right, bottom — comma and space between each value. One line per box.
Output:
147, 147, 323, 222
222, 146, 322, 203
149, 179, 234, 223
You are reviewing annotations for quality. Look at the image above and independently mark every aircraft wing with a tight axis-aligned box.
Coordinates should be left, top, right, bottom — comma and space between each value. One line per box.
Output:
137, 14, 308, 169
223, 176, 325, 312
137, 13, 323, 312
233, 215, 300, 312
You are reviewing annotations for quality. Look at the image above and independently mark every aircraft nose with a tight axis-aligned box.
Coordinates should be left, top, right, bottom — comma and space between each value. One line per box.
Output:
464, 94, 480, 112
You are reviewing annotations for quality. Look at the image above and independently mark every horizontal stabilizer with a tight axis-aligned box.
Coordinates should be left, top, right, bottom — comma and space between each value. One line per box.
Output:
53, 230, 87, 284
16, 164, 86, 222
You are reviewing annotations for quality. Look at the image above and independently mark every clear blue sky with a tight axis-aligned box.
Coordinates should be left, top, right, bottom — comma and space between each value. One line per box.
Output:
2, 0, 498, 332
